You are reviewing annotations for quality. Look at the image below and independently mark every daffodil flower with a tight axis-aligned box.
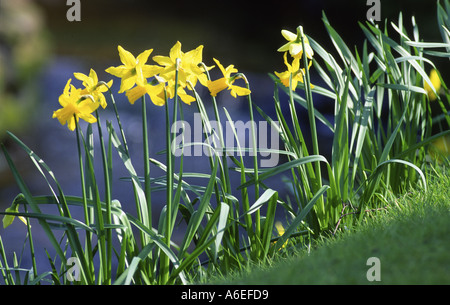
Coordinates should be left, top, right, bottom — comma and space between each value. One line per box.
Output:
424, 69, 441, 101
278, 26, 314, 60
275, 52, 313, 91
74, 69, 113, 108
52, 79, 99, 131
125, 81, 166, 106
163, 78, 196, 105
207, 58, 251, 98
153, 41, 212, 88
182, 45, 212, 87
105, 46, 162, 93
153, 41, 187, 84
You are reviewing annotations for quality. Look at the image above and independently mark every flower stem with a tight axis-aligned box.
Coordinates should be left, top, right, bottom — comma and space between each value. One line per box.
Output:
75, 121, 94, 279
95, 110, 112, 284
141, 95, 152, 230
160, 59, 180, 284
240, 74, 262, 257
301, 34, 325, 231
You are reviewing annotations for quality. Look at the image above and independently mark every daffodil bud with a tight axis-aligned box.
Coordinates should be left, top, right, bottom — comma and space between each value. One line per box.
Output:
296, 25, 304, 39
2, 194, 28, 228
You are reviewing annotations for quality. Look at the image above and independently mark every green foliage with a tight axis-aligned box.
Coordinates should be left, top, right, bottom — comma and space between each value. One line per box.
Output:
209, 166, 450, 285
1, 1, 449, 285
263, 9, 450, 235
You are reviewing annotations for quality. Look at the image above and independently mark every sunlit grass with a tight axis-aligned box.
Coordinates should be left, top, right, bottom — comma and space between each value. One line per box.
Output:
206, 166, 450, 285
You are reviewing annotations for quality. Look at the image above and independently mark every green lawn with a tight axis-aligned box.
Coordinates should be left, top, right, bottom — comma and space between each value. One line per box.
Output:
209, 167, 450, 285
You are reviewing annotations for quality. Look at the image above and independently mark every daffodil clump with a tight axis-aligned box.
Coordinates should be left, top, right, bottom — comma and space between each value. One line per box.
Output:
46, 40, 255, 284
52, 41, 252, 130
52, 29, 313, 131
2, 7, 449, 285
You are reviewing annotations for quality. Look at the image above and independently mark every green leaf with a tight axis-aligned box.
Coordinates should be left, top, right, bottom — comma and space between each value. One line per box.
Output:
114, 243, 156, 285
377, 83, 428, 95
1, 143, 67, 264
126, 214, 188, 284
272, 185, 329, 253
178, 157, 218, 257
238, 155, 328, 190
108, 122, 150, 229
247, 189, 278, 215
215, 202, 230, 260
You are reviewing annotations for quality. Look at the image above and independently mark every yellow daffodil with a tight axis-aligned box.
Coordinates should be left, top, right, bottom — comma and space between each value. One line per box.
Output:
275, 52, 313, 91
105, 46, 162, 93
125, 81, 166, 106
207, 58, 251, 98
182, 45, 212, 87
74, 69, 113, 108
278, 26, 314, 60
153, 41, 212, 88
153, 41, 186, 84
424, 69, 441, 101
52, 79, 99, 131
163, 78, 196, 105
275, 221, 288, 249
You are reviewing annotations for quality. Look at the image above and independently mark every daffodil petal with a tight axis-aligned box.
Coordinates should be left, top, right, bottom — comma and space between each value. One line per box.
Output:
289, 43, 303, 57
277, 42, 291, 52
67, 116, 77, 131
230, 85, 251, 97
184, 45, 203, 64
274, 70, 290, 88
136, 49, 153, 66
197, 73, 209, 87
119, 77, 137, 93
170, 41, 183, 60
212, 58, 226, 76
118, 45, 136, 67
142, 65, 163, 78
105, 66, 133, 79
281, 29, 297, 42
305, 43, 314, 58
73, 72, 90, 84
152, 55, 173, 67
88, 69, 99, 83
179, 92, 196, 105
148, 83, 166, 106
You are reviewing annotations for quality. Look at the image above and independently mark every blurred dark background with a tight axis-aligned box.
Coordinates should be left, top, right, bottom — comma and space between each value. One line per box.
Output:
1, 0, 442, 142
0, 0, 445, 267
33, 0, 442, 73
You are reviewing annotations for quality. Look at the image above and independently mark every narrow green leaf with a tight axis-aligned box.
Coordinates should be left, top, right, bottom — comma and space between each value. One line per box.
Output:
1, 144, 67, 264
215, 202, 230, 260
178, 157, 218, 257
272, 185, 329, 253
247, 189, 278, 215
238, 155, 328, 190
126, 214, 188, 284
